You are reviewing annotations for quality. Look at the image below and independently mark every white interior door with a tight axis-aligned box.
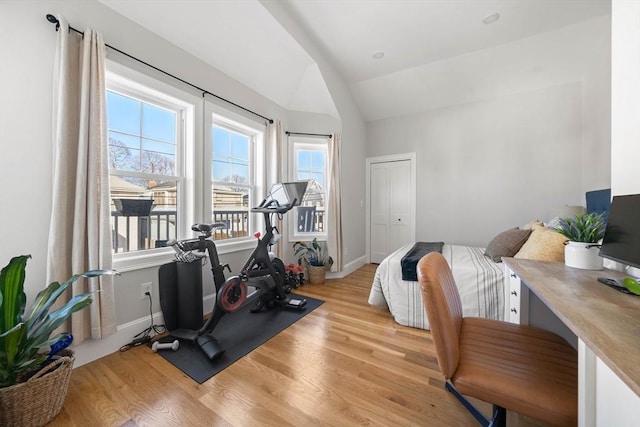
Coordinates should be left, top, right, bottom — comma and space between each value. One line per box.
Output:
369, 158, 413, 263
370, 163, 389, 263
388, 161, 412, 252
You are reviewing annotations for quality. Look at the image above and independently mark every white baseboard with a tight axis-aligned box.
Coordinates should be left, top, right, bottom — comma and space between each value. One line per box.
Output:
326, 254, 367, 279
73, 293, 217, 368
73, 312, 165, 367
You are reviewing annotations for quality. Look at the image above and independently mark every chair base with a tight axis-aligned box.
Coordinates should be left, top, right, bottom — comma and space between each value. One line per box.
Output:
445, 381, 506, 427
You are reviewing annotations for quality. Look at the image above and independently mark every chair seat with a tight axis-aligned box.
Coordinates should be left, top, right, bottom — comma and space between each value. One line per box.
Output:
453, 317, 577, 427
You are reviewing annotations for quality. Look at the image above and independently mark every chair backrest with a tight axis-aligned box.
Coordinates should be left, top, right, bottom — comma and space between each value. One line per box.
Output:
417, 252, 463, 379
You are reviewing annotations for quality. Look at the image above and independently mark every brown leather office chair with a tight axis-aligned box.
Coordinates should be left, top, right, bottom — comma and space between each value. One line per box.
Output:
417, 253, 577, 427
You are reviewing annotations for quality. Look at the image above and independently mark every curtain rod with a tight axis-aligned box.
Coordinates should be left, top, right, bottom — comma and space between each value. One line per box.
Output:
285, 131, 332, 138
46, 14, 274, 124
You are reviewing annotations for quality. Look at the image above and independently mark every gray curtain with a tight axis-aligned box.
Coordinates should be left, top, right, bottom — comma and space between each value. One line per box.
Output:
47, 16, 116, 342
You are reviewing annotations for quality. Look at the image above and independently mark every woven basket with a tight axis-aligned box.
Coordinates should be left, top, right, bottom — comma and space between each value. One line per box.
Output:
305, 261, 327, 285
0, 349, 75, 427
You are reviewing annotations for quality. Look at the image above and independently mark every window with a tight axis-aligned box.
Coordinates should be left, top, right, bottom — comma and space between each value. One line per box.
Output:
207, 107, 264, 243
106, 68, 195, 261
106, 63, 265, 268
289, 136, 329, 240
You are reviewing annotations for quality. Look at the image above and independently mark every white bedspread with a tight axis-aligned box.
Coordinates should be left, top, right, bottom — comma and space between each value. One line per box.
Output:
368, 243, 504, 330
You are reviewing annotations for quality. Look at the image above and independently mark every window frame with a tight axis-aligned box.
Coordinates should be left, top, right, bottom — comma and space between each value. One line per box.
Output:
288, 135, 329, 241
203, 102, 265, 253
106, 61, 201, 272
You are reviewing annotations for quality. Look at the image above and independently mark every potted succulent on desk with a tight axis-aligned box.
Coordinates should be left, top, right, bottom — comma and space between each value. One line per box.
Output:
554, 212, 606, 270
293, 238, 333, 284
0, 255, 116, 426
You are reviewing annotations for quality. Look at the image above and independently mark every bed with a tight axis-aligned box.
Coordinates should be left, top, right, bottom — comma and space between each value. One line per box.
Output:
368, 189, 613, 331
368, 243, 505, 330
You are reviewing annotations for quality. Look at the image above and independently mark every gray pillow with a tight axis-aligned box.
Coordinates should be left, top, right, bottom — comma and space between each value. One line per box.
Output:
484, 228, 532, 263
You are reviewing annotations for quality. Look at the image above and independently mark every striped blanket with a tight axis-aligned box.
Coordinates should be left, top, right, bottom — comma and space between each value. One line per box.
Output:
368, 243, 505, 330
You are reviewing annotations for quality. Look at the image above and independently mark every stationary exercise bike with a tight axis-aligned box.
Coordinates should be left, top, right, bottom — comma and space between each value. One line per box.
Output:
159, 182, 309, 360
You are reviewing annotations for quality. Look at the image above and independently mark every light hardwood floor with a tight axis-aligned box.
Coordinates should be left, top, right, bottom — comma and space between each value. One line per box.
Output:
50, 264, 548, 426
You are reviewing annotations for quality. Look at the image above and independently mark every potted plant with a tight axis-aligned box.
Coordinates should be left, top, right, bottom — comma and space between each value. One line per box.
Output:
293, 239, 333, 284
554, 212, 607, 270
0, 255, 115, 426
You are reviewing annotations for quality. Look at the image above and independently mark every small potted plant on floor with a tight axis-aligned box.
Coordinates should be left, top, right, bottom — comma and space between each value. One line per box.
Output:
293, 239, 333, 284
554, 212, 607, 270
0, 255, 116, 426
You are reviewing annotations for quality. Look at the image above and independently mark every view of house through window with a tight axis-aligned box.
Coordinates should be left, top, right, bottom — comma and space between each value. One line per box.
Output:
106, 86, 182, 254
210, 123, 253, 241
290, 136, 328, 239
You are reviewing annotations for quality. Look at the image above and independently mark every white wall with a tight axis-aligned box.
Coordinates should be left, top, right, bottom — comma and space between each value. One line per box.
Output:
368, 83, 589, 246
582, 18, 613, 194
365, 18, 611, 247
611, 0, 640, 197
0, 0, 365, 364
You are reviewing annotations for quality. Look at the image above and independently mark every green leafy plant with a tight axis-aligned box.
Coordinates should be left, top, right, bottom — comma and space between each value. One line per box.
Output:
554, 212, 606, 243
0, 255, 116, 387
293, 238, 334, 269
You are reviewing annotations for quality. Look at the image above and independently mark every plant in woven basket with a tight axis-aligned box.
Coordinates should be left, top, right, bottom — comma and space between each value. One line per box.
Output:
293, 238, 334, 269
0, 255, 116, 388
553, 212, 606, 243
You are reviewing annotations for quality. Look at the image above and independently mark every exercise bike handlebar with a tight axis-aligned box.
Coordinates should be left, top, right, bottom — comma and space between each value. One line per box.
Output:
252, 198, 298, 214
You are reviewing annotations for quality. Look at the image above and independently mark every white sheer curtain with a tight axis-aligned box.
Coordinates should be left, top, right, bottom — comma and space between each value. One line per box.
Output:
327, 132, 343, 272
47, 17, 116, 342
266, 119, 284, 258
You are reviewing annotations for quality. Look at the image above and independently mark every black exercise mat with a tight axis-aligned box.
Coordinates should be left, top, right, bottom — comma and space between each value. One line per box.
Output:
151, 294, 323, 384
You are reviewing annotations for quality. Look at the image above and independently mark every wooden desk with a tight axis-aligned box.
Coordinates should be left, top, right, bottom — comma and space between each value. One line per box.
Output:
503, 258, 640, 427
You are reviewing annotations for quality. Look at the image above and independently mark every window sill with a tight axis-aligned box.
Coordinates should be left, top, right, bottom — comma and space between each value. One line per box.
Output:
113, 248, 175, 273
289, 232, 328, 243
113, 238, 256, 272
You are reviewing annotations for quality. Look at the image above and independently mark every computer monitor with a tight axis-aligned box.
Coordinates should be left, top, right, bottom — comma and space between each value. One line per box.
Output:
265, 181, 309, 208
599, 194, 640, 269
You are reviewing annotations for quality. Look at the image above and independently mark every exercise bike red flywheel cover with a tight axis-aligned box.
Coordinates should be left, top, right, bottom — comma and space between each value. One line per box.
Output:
217, 276, 248, 312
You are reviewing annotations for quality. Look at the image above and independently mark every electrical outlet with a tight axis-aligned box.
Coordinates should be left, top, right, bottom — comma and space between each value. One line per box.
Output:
140, 282, 152, 299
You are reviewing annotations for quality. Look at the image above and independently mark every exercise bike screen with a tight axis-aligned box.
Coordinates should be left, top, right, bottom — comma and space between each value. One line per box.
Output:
266, 182, 308, 207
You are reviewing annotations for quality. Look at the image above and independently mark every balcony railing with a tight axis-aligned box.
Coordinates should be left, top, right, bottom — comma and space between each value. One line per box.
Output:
212, 211, 249, 240
111, 209, 177, 253
111, 208, 326, 253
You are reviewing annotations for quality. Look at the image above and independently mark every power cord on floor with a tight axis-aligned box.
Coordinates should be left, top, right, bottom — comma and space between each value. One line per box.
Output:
119, 291, 166, 352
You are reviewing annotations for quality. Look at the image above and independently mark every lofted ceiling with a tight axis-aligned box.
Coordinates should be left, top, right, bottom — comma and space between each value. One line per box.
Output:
98, 0, 611, 122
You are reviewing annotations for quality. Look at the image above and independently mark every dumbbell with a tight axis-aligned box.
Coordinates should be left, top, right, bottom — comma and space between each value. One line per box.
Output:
151, 340, 179, 352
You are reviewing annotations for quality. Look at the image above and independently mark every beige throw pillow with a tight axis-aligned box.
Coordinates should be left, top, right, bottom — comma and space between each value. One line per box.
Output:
522, 219, 544, 230
514, 225, 567, 262
484, 228, 532, 263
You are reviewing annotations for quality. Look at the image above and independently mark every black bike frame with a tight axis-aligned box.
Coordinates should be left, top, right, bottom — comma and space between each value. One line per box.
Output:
196, 200, 293, 335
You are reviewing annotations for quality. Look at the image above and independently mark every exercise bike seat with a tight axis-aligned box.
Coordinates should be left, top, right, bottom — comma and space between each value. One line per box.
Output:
191, 222, 227, 236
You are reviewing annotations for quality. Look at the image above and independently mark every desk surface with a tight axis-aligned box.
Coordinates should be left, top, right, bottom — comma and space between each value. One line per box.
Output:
503, 258, 640, 397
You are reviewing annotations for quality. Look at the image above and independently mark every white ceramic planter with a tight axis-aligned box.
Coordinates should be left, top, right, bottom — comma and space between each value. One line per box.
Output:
564, 241, 603, 270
